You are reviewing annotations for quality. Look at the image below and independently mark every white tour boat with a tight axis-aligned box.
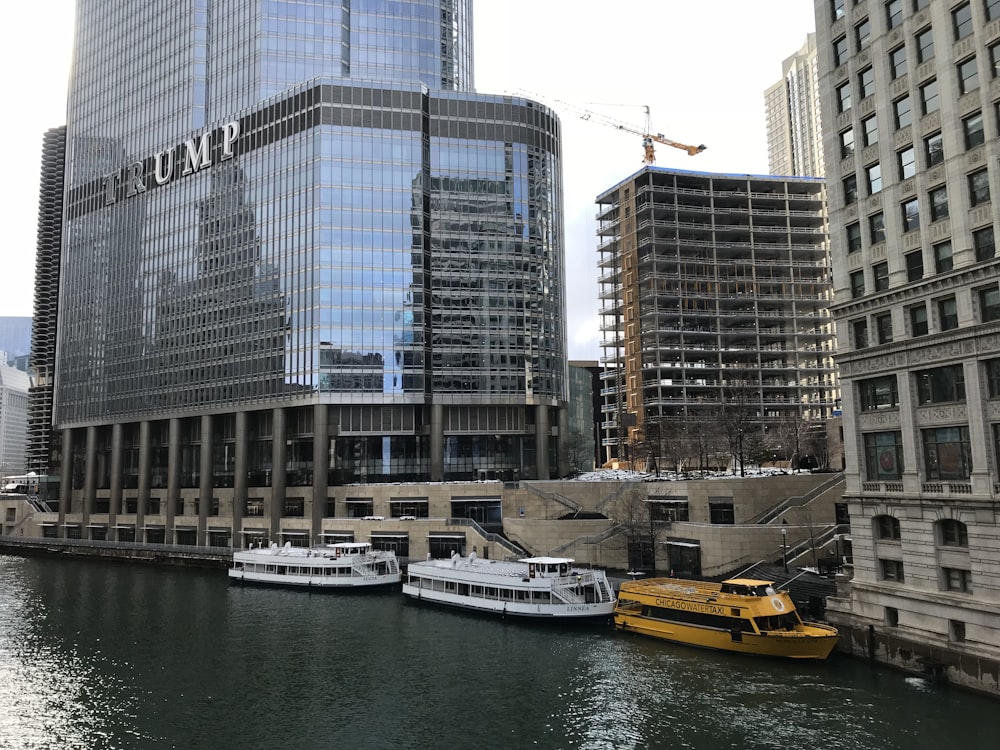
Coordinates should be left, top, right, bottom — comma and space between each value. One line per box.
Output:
229, 541, 401, 588
402, 552, 616, 619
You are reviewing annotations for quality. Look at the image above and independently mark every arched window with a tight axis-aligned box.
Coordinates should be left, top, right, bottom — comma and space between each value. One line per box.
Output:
874, 514, 900, 540
937, 519, 968, 547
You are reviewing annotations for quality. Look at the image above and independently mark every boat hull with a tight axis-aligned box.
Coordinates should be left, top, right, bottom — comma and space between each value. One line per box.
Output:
228, 568, 400, 588
614, 613, 838, 659
402, 583, 615, 620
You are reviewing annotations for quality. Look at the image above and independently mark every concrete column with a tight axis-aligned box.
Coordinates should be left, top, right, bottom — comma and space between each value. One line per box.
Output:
233, 411, 249, 547
964, 360, 991, 495
83, 425, 98, 534
57, 427, 73, 537
198, 414, 213, 545
166, 417, 181, 541
430, 403, 444, 482
108, 423, 123, 533
270, 407, 286, 539
556, 403, 570, 478
896, 373, 921, 494
535, 404, 550, 479
137, 421, 151, 532
312, 404, 329, 543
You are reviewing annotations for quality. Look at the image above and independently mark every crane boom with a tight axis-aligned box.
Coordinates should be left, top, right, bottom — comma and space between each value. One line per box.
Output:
516, 93, 706, 165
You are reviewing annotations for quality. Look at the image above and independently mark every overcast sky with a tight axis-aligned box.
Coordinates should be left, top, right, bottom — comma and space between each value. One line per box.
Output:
0, 1, 816, 361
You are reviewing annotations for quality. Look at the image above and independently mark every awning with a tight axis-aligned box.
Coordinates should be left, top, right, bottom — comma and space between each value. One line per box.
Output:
371, 532, 409, 538
61, 522, 80, 527
280, 530, 308, 536
390, 498, 428, 503
240, 529, 267, 535
86, 523, 107, 528
208, 527, 231, 533
319, 531, 355, 536
345, 498, 372, 503
427, 532, 466, 539
142, 525, 164, 530
665, 541, 700, 548
174, 526, 197, 531
113, 524, 135, 529
39, 522, 58, 527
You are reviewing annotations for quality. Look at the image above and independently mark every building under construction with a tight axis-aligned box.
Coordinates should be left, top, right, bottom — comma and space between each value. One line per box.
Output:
597, 167, 837, 467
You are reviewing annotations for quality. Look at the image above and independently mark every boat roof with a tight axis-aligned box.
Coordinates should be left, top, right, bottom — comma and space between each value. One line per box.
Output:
519, 557, 574, 565
723, 578, 775, 586
325, 542, 370, 549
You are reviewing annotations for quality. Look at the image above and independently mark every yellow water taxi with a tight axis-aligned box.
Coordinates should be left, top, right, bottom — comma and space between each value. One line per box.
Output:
614, 577, 838, 659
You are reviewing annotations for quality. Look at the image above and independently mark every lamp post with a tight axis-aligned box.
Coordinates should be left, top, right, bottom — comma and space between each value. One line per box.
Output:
781, 526, 788, 574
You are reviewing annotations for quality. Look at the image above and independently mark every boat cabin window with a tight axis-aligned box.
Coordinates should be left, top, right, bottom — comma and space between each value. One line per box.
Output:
720, 583, 773, 597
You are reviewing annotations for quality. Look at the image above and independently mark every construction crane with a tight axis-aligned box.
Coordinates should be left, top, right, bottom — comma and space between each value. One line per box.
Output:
513, 92, 705, 165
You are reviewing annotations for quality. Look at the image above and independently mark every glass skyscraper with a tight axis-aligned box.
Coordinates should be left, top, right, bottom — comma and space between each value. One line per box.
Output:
34, 0, 567, 542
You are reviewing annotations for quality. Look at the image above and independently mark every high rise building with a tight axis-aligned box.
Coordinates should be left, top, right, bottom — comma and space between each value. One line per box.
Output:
0, 362, 30, 477
816, 0, 1000, 695
596, 167, 836, 467
33, 1, 567, 544
765, 33, 826, 177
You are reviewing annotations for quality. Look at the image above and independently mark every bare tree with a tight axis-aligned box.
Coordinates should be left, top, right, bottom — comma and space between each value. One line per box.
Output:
773, 410, 810, 472
609, 488, 675, 575
720, 370, 758, 476
565, 431, 594, 474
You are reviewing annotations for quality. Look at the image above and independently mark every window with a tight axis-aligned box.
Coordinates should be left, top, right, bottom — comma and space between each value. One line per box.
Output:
934, 241, 953, 273
886, 607, 899, 627
974, 226, 996, 261
850, 270, 866, 299
944, 569, 973, 594
870, 211, 886, 243
953, 3, 973, 40
991, 42, 1000, 78
913, 0, 929, 9
844, 173, 859, 204
902, 197, 919, 231
866, 163, 882, 194
988, 0, 1000, 21
938, 296, 959, 330
893, 95, 912, 129
874, 262, 890, 292
905, 249, 923, 281
910, 304, 929, 335
923, 426, 972, 480
709, 501, 735, 525
892, 96, 913, 130
886, 0, 903, 27
890, 45, 908, 79
958, 57, 980, 95
987, 359, 1000, 395
856, 18, 871, 49
916, 27, 934, 63
969, 169, 990, 206
840, 128, 855, 158
925, 132, 943, 165
847, 222, 863, 252
833, 0, 846, 20
837, 82, 853, 113
897, 146, 915, 179
859, 375, 899, 410
853, 318, 870, 348
862, 114, 878, 146
920, 79, 939, 115
929, 186, 948, 221
834, 35, 849, 67
938, 519, 969, 547
876, 311, 893, 342
859, 66, 875, 99
963, 112, 985, 149
874, 513, 901, 539
979, 286, 1000, 321
880, 558, 906, 582
916, 365, 965, 404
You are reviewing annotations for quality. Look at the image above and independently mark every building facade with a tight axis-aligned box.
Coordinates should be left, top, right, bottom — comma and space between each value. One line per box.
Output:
0, 318, 32, 367
816, 0, 1000, 695
596, 167, 836, 466
766, 33, 826, 178
34, 0, 568, 545
0, 363, 30, 477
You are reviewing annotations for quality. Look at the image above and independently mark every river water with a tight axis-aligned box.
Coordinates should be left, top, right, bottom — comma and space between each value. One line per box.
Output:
1, 554, 997, 750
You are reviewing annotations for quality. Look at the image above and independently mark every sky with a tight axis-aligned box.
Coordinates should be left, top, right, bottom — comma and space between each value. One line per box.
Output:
0, 1, 817, 361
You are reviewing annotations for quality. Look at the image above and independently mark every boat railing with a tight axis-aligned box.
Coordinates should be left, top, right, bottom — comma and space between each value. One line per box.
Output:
550, 577, 589, 605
